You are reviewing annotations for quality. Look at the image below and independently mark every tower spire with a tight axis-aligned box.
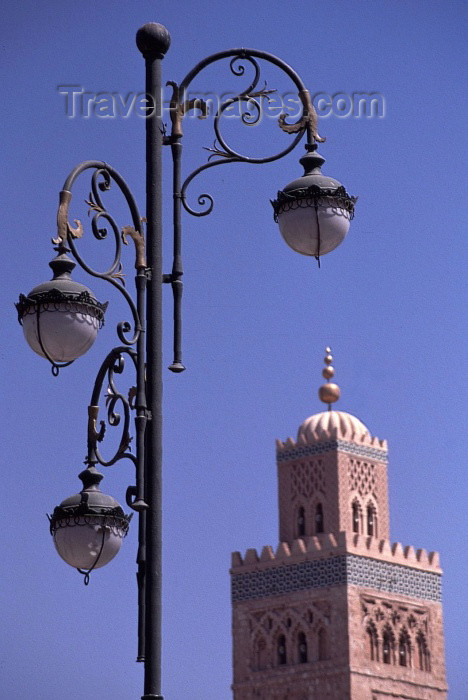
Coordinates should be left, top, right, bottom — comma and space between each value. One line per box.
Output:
318, 346, 341, 411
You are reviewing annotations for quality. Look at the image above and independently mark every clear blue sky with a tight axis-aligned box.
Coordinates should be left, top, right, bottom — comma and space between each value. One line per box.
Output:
2, 1, 466, 698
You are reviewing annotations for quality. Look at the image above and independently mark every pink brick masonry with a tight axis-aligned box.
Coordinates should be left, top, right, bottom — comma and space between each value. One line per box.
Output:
231, 410, 447, 699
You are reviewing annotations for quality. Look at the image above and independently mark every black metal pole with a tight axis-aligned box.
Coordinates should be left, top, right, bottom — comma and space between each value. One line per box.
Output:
136, 22, 171, 700
168, 135, 185, 373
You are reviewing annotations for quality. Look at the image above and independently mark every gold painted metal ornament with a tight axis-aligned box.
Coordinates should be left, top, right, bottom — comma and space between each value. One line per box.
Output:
319, 382, 341, 404
318, 346, 341, 408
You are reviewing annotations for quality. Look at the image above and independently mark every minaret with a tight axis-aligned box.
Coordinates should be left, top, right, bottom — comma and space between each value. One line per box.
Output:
231, 349, 447, 699
277, 347, 390, 545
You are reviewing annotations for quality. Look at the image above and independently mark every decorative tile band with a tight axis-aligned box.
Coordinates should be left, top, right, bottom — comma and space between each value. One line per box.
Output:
231, 554, 441, 603
277, 440, 388, 463
346, 555, 441, 600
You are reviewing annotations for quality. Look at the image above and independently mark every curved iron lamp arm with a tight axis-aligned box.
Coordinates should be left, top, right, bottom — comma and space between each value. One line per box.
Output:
177, 47, 322, 144
163, 48, 321, 373
53, 161, 146, 347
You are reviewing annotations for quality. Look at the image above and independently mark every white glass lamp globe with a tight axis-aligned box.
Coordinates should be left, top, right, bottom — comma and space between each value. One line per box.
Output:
276, 197, 352, 256
53, 516, 125, 570
16, 250, 107, 366
49, 467, 131, 573
21, 304, 101, 363
272, 149, 357, 258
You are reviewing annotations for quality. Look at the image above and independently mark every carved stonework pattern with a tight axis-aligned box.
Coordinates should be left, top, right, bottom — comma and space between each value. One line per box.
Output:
348, 459, 377, 499
248, 602, 331, 672
344, 455, 390, 539
290, 460, 325, 501
361, 595, 432, 671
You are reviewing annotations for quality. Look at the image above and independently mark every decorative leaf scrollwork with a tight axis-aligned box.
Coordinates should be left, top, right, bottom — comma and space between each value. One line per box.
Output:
85, 191, 105, 216
167, 80, 209, 139
111, 262, 126, 286
87, 405, 106, 444
121, 225, 147, 270
204, 139, 231, 161
278, 88, 325, 143
128, 386, 137, 410
52, 189, 84, 245
87, 347, 138, 469
239, 82, 277, 126
248, 81, 277, 100
174, 49, 317, 217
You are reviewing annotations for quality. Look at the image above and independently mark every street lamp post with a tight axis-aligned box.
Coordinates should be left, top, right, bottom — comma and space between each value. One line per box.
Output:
16, 22, 356, 700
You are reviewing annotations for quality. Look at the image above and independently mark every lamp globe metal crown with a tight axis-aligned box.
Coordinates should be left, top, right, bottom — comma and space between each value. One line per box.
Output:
16, 248, 108, 369
271, 146, 357, 259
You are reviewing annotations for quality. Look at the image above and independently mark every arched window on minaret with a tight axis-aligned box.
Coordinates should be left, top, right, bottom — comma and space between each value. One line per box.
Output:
317, 627, 328, 660
398, 628, 411, 667
367, 502, 377, 537
417, 632, 431, 671
297, 506, 306, 537
382, 625, 395, 664
277, 634, 287, 666
253, 635, 268, 670
297, 631, 308, 663
315, 503, 324, 534
352, 499, 362, 534
366, 622, 379, 661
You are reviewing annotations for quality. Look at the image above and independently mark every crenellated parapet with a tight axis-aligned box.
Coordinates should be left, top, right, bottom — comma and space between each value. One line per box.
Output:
231, 532, 440, 572
231, 533, 442, 604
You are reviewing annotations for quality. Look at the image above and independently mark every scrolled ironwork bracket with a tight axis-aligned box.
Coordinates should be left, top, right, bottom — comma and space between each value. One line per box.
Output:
48, 162, 148, 348
161, 48, 323, 373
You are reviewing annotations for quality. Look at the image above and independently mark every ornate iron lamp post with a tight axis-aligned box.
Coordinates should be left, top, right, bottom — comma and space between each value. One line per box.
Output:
16, 22, 356, 700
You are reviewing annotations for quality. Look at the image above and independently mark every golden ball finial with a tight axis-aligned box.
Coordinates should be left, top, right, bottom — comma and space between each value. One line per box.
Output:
318, 345, 341, 409
319, 383, 341, 404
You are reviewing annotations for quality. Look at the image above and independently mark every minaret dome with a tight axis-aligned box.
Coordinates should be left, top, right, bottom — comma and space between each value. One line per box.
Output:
297, 346, 369, 443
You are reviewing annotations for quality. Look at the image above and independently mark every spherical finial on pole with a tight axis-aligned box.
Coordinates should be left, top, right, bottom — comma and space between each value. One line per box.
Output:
136, 22, 171, 59
318, 346, 341, 409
